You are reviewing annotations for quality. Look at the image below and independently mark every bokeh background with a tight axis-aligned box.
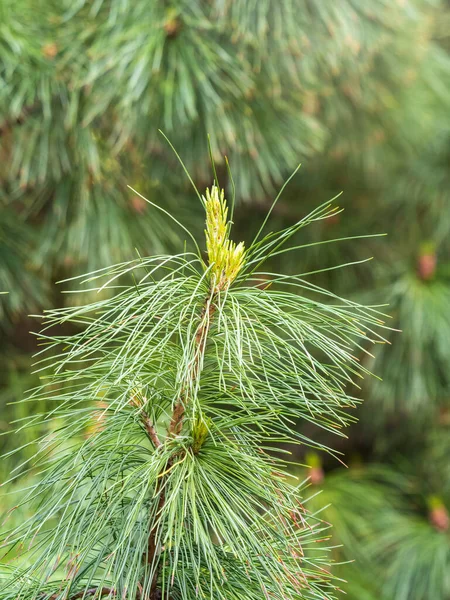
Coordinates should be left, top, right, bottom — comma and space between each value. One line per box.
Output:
1, 1, 450, 598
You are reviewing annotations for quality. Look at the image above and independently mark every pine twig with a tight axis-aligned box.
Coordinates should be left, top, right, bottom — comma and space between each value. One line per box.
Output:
141, 414, 162, 449
169, 295, 216, 436
147, 292, 216, 598
47, 587, 115, 599
130, 396, 162, 449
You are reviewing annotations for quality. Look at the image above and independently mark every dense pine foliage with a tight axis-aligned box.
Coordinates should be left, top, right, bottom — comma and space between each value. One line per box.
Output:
1, 1, 450, 598
0, 183, 389, 599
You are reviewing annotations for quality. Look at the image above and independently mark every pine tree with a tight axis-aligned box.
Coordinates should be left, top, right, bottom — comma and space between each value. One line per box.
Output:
0, 174, 385, 599
2, 1, 450, 599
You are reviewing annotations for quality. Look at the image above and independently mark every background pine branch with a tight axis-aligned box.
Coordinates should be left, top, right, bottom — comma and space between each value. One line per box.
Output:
1, 0, 450, 598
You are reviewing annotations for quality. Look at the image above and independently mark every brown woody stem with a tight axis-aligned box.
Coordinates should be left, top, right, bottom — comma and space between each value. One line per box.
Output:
47, 587, 115, 599
142, 414, 162, 449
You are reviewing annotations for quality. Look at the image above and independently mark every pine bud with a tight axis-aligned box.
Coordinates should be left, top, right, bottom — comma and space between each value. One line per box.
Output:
305, 452, 324, 485
42, 42, 58, 59
192, 415, 211, 455
204, 185, 245, 291
164, 9, 182, 39
417, 242, 436, 281
131, 195, 147, 214
427, 496, 450, 532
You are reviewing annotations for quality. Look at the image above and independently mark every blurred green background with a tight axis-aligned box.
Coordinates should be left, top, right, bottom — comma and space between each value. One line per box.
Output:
1, 1, 450, 598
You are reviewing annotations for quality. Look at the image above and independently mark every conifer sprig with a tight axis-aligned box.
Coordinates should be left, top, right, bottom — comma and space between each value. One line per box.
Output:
0, 172, 387, 600
203, 185, 245, 292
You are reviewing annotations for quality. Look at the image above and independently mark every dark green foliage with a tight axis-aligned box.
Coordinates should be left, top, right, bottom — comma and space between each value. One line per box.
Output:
1, 0, 450, 598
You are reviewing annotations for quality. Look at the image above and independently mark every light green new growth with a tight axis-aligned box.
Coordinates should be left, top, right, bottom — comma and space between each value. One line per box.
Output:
204, 185, 245, 291
0, 171, 387, 600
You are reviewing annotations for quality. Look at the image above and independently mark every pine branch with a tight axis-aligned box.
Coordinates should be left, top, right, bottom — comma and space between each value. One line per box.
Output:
142, 417, 162, 449
146, 187, 243, 595
169, 293, 216, 437
45, 585, 158, 599
0, 179, 388, 600
131, 397, 162, 449
146, 477, 167, 599
147, 290, 217, 598
47, 587, 115, 599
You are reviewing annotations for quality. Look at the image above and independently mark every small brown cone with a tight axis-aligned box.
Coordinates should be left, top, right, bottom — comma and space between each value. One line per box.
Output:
428, 496, 450, 532
42, 42, 58, 59
417, 243, 437, 281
